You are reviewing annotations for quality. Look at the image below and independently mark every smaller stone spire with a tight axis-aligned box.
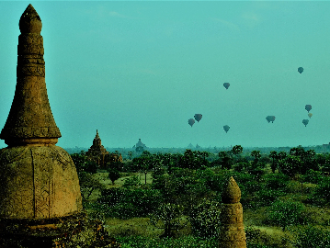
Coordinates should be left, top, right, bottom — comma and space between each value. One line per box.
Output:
222, 176, 241, 203
218, 176, 247, 248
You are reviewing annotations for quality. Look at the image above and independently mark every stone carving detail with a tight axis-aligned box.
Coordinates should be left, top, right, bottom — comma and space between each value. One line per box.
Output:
218, 176, 247, 248
0, 146, 82, 219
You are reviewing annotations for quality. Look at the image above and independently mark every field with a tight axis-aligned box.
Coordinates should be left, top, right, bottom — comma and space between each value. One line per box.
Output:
80, 162, 330, 247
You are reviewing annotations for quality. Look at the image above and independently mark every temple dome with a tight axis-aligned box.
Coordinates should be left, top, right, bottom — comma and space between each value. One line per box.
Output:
0, 146, 82, 220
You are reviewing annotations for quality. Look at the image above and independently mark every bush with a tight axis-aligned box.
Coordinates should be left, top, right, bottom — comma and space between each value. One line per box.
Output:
266, 200, 307, 231
245, 225, 291, 248
288, 225, 330, 248
246, 163, 265, 180
302, 169, 324, 184
310, 176, 330, 205
188, 199, 221, 239
278, 155, 302, 178
234, 162, 248, 172
123, 175, 142, 189
99, 188, 163, 218
108, 169, 121, 185
264, 173, 289, 191
148, 202, 189, 238
255, 189, 286, 207
84, 160, 98, 174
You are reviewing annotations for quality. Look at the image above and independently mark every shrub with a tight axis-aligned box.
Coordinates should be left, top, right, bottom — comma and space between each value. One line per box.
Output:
148, 202, 189, 238
84, 160, 98, 174
264, 173, 289, 191
255, 189, 286, 206
278, 155, 302, 178
123, 175, 142, 189
108, 169, 121, 185
246, 163, 265, 180
234, 162, 248, 172
302, 169, 324, 184
266, 200, 307, 231
288, 225, 330, 248
310, 176, 330, 205
99, 188, 163, 217
245, 225, 291, 248
188, 199, 221, 239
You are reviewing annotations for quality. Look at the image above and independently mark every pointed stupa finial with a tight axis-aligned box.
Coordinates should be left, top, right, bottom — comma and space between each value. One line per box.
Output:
0, 4, 61, 146
222, 176, 241, 203
19, 4, 42, 34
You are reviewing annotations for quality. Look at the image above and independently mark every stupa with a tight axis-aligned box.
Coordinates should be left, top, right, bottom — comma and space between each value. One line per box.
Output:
218, 176, 247, 248
0, 4, 120, 247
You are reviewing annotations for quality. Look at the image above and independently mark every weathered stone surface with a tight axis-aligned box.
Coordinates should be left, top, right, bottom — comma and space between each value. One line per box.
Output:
0, 3, 61, 145
0, 4, 120, 247
0, 146, 83, 219
219, 176, 246, 248
222, 176, 241, 204
19, 4, 42, 34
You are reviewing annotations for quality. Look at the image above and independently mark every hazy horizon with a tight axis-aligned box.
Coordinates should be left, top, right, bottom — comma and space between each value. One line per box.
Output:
1, 1, 330, 149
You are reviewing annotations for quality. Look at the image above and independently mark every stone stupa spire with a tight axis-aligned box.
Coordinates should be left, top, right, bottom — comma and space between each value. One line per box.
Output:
0, 3, 61, 147
0, 4, 121, 247
218, 176, 247, 248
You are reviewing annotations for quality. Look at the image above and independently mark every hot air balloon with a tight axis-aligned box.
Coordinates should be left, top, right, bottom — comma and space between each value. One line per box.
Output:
188, 118, 195, 127
223, 82, 230, 90
305, 104, 312, 113
298, 67, 304, 74
223, 125, 230, 133
194, 114, 202, 122
308, 113, 313, 119
302, 119, 309, 127
266, 116, 276, 123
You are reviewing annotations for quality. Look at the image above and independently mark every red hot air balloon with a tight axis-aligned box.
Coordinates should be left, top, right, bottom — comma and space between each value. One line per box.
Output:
298, 67, 304, 74
194, 114, 202, 122
266, 116, 276, 123
302, 119, 309, 127
223, 82, 230, 90
223, 125, 230, 133
188, 118, 195, 127
305, 104, 312, 113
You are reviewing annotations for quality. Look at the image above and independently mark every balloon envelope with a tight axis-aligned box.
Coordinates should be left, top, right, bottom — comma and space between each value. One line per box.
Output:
298, 67, 304, 74
194, 114, 202, 122
188, 118, 195, 127
305, 104, 312, 113
302, 119, 309, 127
223, 125, 230, 133
308, 113, 313, 118
266, 116, 276, 123
223, 82, 230, 89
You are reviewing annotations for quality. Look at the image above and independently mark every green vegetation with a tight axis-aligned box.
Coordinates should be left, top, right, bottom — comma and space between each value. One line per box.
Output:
71, 145, 330, 247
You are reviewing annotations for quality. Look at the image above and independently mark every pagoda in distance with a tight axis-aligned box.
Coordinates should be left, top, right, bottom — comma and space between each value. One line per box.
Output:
0, 4, 120, 247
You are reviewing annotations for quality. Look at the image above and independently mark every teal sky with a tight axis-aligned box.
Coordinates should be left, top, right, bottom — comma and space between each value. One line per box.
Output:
1, 1, 330, 149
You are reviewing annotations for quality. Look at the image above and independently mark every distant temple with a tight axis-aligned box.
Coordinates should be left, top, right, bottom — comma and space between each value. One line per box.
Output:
133, 138, 147, 153
86, 130, 109, 167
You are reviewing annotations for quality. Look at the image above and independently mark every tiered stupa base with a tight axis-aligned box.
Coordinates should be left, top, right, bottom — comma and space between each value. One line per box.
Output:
0, 211, 120, 248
